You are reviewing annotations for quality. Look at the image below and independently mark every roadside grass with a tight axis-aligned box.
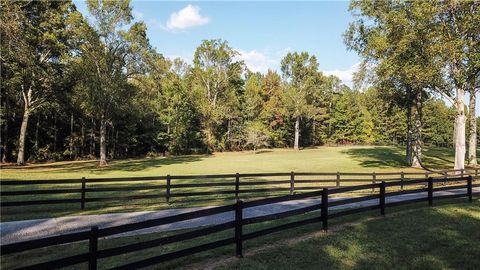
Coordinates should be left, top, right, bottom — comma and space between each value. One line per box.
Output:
1, 146, 478, 221
2, 199, 478, 270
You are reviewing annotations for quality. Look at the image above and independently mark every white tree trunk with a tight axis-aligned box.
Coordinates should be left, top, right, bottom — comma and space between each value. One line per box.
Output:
468, 89, 477, 166
294, 116, 300, 150
16, 106, 30, 165
99, 114, 107, 166
411, 92, 422, 168
454, 88, 466, 170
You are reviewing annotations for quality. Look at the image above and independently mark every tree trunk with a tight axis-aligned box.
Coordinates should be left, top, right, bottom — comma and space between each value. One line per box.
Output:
294, 116, 300, 150
454, 88, 466, 170
405, 106, 413, 166
81, 122, 85, 157
17, 107, 30, 165
468, 89, 477, 166
411, 91, 422, 168
53, 113, 57, 153
99, 114, 107, 166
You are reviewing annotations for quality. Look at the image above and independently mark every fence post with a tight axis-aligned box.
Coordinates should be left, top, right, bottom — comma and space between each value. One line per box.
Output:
235, 199, 243, 258
166, 175, 171, 204
467, 175, 473, 203
428, 177, 433, 206
235, 173, 240, 199
372, 172, 376, 192
81, 177, 86, 210
321, 188, 329, 231
476, 168, 478, 177
336, 172, 340, 187
461, 169, 464, 178
290, 171, 295, 195
400, 171, 404, 190
380, 181, 386, 215
443, 171, 448, 185
89, 226, 98, 270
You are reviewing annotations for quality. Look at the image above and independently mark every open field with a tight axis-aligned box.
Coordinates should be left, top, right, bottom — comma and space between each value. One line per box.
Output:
1, 146, 478, 221
1, 199, 479, 270
0, 146, 470, 180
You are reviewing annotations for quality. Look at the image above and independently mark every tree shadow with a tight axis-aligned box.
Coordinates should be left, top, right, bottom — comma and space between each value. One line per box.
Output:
341, 147, 408, 168
222, 201, 480, 270
3, 155, 206, 174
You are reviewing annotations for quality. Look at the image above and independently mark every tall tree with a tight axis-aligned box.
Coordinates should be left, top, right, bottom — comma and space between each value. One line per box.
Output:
280, 52, 320, 150
191, 39, 244, 151
345, 0, 445, 168
1, 0, 78, 165
75, 0, 151, 165
435, 1, 480, 170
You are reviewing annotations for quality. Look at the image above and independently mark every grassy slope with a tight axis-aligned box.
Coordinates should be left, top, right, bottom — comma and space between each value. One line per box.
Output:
0, 146, 465, 180
2, 200, 479, 270
219, 200, 480, 270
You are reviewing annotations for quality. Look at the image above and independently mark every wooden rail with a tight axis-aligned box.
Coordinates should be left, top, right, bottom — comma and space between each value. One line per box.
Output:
1, 169, 478, 210
1, 175, 476, 270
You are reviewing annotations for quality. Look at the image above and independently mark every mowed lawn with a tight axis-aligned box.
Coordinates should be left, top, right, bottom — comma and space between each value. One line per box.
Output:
2, 200, 479, 270
0, 146, 465, 180
218, 200, 480, 270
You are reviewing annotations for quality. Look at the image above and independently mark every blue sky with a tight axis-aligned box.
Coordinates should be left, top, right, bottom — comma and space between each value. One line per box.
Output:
74, 0, 360, 86
74, 1, 478, 112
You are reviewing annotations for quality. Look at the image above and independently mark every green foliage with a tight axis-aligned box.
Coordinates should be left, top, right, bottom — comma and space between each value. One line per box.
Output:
0, 0, 469, 164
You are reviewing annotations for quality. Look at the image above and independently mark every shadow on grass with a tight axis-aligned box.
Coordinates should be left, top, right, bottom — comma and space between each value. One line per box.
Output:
6, 155, 206, 174
342, 146, 459, 170
220, 200, 480, 270
341, 147, 408, 168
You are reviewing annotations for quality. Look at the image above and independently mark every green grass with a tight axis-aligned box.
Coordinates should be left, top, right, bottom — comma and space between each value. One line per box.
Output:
1, 146, 477, 221
219, 200, 480, 270
2, 199, 479, 270
1, 146, 466, 180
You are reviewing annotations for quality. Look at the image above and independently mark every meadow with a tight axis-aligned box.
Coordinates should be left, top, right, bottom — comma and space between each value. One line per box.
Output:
0, 146, 464, 180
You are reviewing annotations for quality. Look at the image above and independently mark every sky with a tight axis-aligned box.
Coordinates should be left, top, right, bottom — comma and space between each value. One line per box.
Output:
73, 0, 360, 86
73, 0, 478, 113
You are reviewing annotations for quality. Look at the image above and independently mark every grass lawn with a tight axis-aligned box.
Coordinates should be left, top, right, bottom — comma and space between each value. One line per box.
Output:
2, 199, 479, 270
1, 146, 478, 221
0, 146, 467, 180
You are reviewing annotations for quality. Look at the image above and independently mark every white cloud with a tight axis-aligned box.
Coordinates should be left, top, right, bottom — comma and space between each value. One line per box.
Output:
236, 49, 272, 73
323, 62, 360, 88
166, 5, 209, 31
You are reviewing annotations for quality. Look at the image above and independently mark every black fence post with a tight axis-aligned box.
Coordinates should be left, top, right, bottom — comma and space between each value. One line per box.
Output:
475, 168, 478, 177
428, 177, 433, 206
400, 171, 404, 190
467, 175, 473, 203
290, 171, 295, 195
372, 172, 376, 192
321, 188, 329, 231
81, 177, 86, 210
336, 172, 340, 187
461, 169, 464, 178
166, 175, 171, 204
235, 199, 243, 258
443, 171, 448, 185
89, 226, 98, 270
235, 173, 240, 199
380, 181, 386, 215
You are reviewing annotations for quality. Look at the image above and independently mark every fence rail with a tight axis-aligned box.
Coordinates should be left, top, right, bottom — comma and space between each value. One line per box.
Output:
1, 175, 477, 270
1, 169, 478, 210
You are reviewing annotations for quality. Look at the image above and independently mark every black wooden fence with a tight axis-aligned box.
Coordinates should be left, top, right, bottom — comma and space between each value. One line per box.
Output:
1, 169, 478, 210
1, 175, 477, 270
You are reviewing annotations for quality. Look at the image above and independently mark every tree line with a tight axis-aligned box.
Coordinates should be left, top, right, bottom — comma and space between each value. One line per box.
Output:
0, 0, 478, 169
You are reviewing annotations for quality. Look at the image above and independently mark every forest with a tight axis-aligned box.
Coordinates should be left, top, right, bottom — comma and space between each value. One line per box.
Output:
0, 0, 478, 169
